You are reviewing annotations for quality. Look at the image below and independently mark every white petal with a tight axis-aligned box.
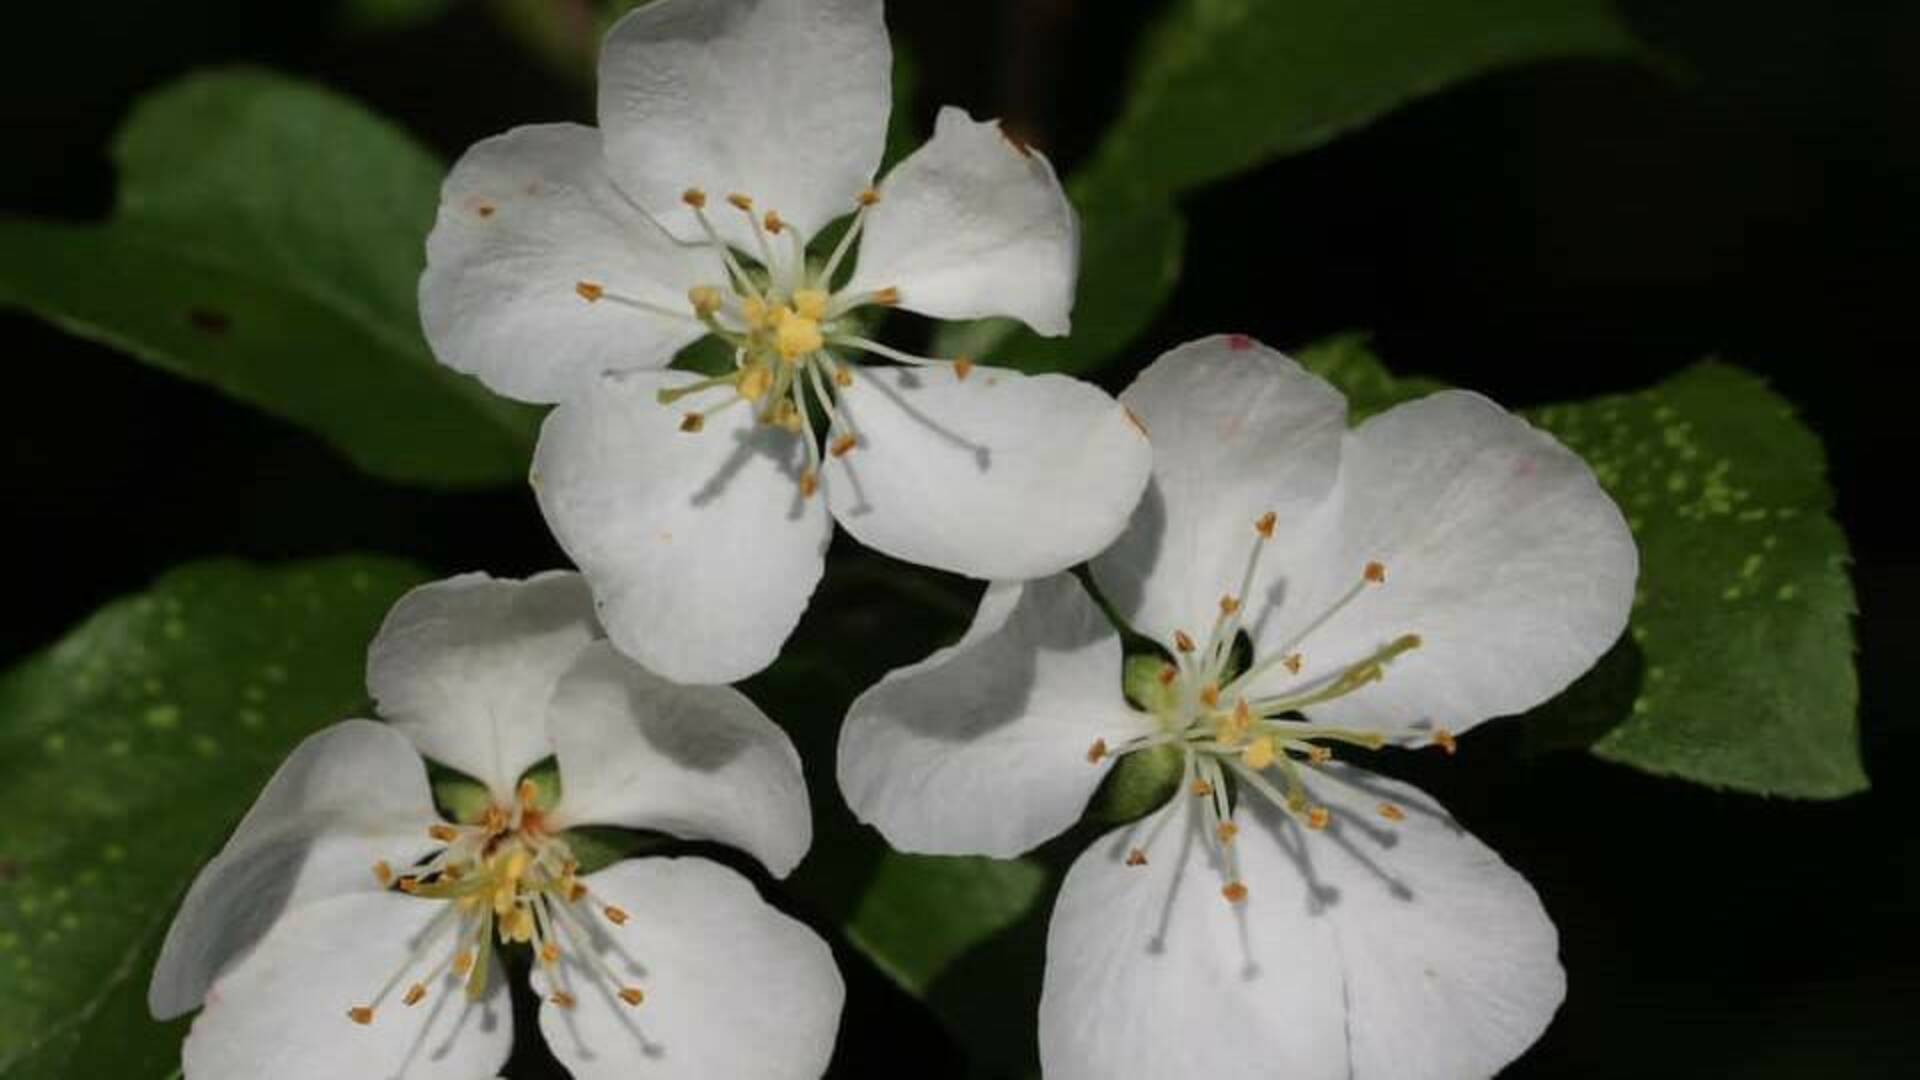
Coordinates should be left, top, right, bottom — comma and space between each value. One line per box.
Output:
367, 571, 599, 797
1250, 391, 1638, 737
151, 721, 440, 1020
421, 123, 717, 403
825, 364, 1150, 580
842, 107, 1077, 335
181, 892, 512, 1080
532, 858, 844, 1080
1091, 335, 1347, 650
533, 369, 831, 684
549, 642, 811, 877
1040, 767, 1562, 1080
597, 0, 891, 247
839, 574, 1152, 858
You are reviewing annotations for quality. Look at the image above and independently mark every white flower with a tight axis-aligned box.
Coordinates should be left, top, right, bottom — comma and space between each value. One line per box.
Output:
150, 572, 842, 1080
838, 336, 1639, 1079
420, 0, 1152, 684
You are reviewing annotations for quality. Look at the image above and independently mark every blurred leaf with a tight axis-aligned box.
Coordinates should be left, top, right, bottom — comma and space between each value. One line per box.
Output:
1301, 340, 1863, 798
340, 0, 457, 32
0, 70, 539, 489
845, 853, 1048, 996
0, 557, 429, 1077
945, 0, 1640, 375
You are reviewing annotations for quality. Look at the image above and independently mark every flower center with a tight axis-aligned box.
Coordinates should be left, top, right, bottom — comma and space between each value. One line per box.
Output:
346, 780, 645, 1026
1090, 511, 1455, 905
574, 186, 977, 500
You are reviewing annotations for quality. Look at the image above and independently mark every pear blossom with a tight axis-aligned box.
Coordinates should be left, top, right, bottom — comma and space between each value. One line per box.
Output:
150, 572, 842, 1080
420, 0, 1152, 684
838, 336, 1639, 1078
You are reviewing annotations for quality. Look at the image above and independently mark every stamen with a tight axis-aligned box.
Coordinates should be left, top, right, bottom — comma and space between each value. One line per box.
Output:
619, 987, 647, 1008
347, 1006, 375, 1025
1191, 778, 1214, 798
688, 285, 723, 317
572, 280, 696, 323
1432, 728, 1458, 755
1086, 738, 1109, 764
575, 281, 605, 303
1219, 595, 1240, 616
857, 187, 882, 207
680, 413, 705, 433
1365, 560, 1387, 584
517, 779, 540, 809
429, 824, 459, 843
373, 861, 393, 887
1378, 803, 1406, 821
1305, 807, 1331, 831
820, 191, 882, 286
830, 433, 859, 458
1222, 881, 1249, 904
1125, 848, 1149, 867
1156, 663, 1178, 686
602, 905, 630, 926
1174, 630, 1196, 654
1199, 683, 1220, 708
799, 469, 819, 499
550, 991, 578, 1009
402, 983, 427, 1007
682, 189, 707, 209
1255, 511, 1277, 538
726, 193, 754, 212
953, 357, 975, 381
1241, 736, 1276, 770
1216, 821, 1239, 845
540, 942, 561, 967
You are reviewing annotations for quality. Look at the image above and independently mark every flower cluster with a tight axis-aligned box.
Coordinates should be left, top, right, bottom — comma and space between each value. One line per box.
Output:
152, 1, 1638, 1078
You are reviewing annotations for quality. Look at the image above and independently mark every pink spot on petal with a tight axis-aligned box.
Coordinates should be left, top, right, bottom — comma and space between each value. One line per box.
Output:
1226, 334, 1254, 352
1514, 457, 1538, 479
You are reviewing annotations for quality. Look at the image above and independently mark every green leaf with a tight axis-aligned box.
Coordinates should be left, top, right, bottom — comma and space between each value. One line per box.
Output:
844, 853, 1048, 996
340, 0, 456, 31
1299, 340, 1863, 798
0, 70, 539, 489
0, 556, 430, 1077
945, 0, 1640, 376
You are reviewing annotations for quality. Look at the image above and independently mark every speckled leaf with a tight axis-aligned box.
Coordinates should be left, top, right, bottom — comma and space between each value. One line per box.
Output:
1301, 340, 1863, 798
0, 70, 540, 489
0, 557, 429, 1077
938, 0, 1639, 375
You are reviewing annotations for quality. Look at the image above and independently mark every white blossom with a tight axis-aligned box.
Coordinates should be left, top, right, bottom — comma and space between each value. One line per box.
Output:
839, 335, 1639, 1078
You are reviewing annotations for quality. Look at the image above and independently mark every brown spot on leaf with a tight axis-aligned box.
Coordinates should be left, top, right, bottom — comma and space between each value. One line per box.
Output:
188, 308, 231, 335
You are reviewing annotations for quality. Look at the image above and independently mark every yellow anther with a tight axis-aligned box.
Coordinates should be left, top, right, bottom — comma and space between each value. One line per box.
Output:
775, 309, 824, 360
742, 295, 770, 330
1283, 653, 1303, 674
347, 1006, 375, 1025
682, 188, 707, 209
726, 193, 754, 212
1219, 595, 1240, 616
1242, 736, 1277, 770
619, 987, 646, 1008
505, 906, 536, 943
568, 882, 588, 903
551, 991, 578, 1009
429, 824, 459, 843
1222, 881, 1249, 904
1086, 738, 1109, 764
737, 364, 773, 402
1125, 848, 1149, 867
540, 942, 561, 966
770, 399, 803, 432
1365, 561, 1387, 584
833, 366, 854, 387
518, 779, 540, 808
799, 469, 820, 499
1307, 745, 1332, 765
793, 288, 830, 321
373, 860, 393, 887
397, 876, 420, 894
830, 433, 859, 458
575, 281, 604, 303
763, 210, 786, 234
1199, 683, 1221, 708
1378, 802, 1406, 822
689, 285, 724, 316
873, 286, 901, 306
1216, 821, 1239, 845
603, 905, 630, 926
1432, 728, 1458, 755
1255, 511, 1277, 538
1191, 778, 1214, 798
503, 849, 531, 883
1306, 806, 1331, 831
1174, 630, 1196, 653
680, 412, 706, 433
953, 357, 975, 381
453, 950, 475, 977
856, 187, 881, 207
403, 983, 427, 1007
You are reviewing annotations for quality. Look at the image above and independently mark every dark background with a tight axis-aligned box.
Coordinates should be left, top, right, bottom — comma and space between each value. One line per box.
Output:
2, 0, 1912, 1075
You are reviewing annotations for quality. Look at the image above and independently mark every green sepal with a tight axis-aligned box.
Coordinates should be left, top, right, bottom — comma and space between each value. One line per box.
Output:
1122, 652, 1179, 715
1086, 742, 1184, 826
431, 774, 493, 826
